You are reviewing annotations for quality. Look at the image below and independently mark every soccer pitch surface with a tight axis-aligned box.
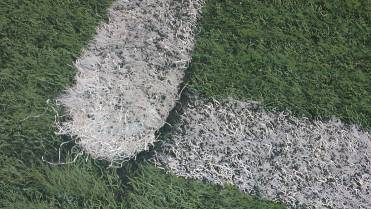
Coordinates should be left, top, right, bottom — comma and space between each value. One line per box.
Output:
1, 0, 370, 208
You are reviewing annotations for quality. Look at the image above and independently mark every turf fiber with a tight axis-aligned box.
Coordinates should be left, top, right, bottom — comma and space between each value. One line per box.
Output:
189, 0, 371, 128
0, 0, 285, 208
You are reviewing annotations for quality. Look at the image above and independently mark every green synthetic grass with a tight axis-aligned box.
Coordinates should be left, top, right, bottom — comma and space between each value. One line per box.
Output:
190, 0, 371, 128
0, 157, 285, 209
0, 0, 113, 162
0, 155, 124, 209
0, 0, 121, 208
123, 162, 285, 209
0, 0, 285, 208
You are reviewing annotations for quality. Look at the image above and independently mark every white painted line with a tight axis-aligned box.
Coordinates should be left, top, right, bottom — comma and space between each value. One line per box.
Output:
58, 0, 204, 162
156, 98, 371, 209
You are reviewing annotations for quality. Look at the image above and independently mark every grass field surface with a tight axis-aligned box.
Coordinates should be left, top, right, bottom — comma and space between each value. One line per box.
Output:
0, 0, 285, 208
190, 0, 371, 128
0, 0, 112, 163
123, 163, 285, 209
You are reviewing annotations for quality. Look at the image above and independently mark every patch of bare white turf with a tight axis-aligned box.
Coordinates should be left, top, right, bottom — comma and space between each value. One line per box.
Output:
58, 0, 204, 162
156, 98, 371, 209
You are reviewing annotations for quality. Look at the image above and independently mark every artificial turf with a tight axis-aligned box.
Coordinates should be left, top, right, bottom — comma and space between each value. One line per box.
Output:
189, 0, 371, 128
0, 0, 113, 163
122, 162, 285, 209
0, 0, 285, 208
0, 0, 119, 207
